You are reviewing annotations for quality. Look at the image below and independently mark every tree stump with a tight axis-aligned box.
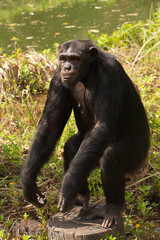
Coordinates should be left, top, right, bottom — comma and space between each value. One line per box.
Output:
47, 204, 126, 240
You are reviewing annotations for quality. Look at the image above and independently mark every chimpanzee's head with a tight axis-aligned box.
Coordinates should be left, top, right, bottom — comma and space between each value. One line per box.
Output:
58, 40, 98, 88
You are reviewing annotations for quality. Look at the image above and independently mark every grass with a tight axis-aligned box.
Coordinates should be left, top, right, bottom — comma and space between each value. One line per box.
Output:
0, 9, 160, 240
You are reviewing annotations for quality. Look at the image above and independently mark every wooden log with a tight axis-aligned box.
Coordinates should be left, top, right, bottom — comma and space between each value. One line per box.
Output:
47, 204, 126, 240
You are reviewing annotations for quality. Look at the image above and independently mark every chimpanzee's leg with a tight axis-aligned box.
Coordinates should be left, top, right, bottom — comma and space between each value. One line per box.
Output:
100, 144, 125, 228
99, 136, 149, 228
63, 133, 89, 210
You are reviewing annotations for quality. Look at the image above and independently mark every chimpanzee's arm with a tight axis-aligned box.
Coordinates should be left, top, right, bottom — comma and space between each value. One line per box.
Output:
21, 73, 72, 207
57, 121, 109, 211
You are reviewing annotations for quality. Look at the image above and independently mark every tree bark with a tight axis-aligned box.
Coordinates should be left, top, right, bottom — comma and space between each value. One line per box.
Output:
47, 204, 126, 240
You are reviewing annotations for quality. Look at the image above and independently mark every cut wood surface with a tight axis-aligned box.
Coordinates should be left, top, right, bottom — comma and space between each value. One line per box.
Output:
47, 204, 126, 240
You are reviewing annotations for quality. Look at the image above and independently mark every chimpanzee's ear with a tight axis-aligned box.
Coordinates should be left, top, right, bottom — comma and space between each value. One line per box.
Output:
89, 47, 98, 62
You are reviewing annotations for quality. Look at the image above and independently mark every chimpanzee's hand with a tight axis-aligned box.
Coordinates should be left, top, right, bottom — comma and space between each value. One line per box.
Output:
57, 193, 75, 212
21, 177, 46, 208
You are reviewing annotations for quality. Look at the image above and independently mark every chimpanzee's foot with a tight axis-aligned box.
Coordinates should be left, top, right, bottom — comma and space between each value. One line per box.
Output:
102, 203, 123, 228
87, 203, 123, 228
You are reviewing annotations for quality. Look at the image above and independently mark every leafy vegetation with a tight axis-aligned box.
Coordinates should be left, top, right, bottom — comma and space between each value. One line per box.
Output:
0, 9, 160, 240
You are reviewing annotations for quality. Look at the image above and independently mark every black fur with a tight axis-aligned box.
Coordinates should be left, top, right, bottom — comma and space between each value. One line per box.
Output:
21, 40, 150, 227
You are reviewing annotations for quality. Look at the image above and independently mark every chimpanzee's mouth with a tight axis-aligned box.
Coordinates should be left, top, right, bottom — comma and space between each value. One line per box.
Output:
62, 77, 77, 88
62, 70, 77, 80
63, 77, 71, 81
62, 71, 79, 87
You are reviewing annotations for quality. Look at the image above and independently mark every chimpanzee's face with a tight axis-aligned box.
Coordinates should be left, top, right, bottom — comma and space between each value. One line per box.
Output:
58, 40, 98, 88
59, 51, 85, 88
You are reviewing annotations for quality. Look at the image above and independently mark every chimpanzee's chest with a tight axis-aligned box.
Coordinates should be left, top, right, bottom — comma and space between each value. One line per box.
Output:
71, 82, 95, 133
73, 102, 94, 133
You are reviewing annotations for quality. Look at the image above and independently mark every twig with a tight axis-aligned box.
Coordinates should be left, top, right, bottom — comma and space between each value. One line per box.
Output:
126, 171, 160, 189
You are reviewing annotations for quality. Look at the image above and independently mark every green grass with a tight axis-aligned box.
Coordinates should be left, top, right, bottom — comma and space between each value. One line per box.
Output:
0, 9, 160, 240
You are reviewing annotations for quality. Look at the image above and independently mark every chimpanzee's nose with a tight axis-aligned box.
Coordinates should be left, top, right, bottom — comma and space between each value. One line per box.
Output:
64, 63, 71, 71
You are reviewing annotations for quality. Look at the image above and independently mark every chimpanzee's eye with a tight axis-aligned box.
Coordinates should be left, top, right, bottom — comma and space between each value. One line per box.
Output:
75, 57, 80, 62
60, 56, 67, 61
71, 57, 80, 62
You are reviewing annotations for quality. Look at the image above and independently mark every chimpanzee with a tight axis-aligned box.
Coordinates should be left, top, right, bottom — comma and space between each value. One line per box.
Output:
21, 39, 150, 228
